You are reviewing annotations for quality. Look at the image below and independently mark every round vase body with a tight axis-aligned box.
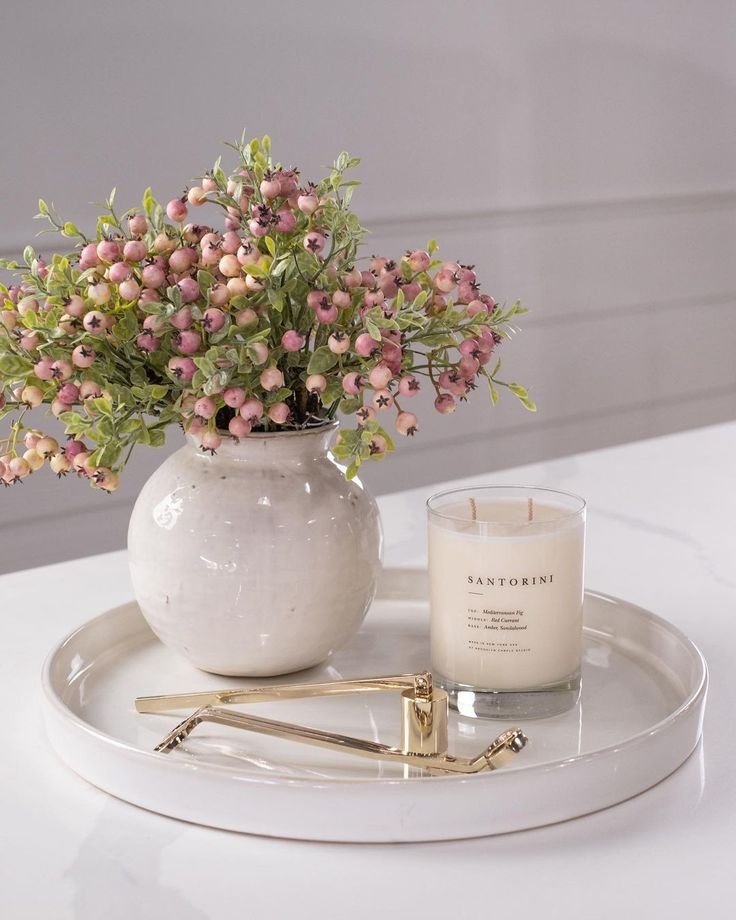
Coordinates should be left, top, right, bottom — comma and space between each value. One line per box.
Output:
128, 424, 382, 676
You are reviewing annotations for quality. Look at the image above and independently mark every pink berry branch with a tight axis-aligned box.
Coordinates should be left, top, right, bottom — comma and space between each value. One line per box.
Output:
0, 133, 533, 489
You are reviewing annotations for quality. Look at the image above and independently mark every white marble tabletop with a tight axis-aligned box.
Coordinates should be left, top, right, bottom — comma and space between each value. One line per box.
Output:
2, 422, 735, 919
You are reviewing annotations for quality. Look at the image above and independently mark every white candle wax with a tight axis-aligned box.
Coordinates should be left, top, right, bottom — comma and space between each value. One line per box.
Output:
428, 491, 585, 692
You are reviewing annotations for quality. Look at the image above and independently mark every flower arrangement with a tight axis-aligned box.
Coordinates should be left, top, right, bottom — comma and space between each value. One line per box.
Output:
0, 133, 533, 491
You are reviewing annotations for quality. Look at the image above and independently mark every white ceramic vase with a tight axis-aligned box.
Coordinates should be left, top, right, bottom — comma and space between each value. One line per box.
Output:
127, 422, 382, 676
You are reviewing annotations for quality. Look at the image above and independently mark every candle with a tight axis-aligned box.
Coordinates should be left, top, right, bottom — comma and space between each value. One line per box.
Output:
427, 486, 586, 719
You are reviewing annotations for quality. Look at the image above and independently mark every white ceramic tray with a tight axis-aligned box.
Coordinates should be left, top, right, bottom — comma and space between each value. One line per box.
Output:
42, 568, 707, 842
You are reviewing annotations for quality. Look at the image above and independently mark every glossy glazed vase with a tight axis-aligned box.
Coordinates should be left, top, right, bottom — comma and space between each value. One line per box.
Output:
127, 422, 382, 676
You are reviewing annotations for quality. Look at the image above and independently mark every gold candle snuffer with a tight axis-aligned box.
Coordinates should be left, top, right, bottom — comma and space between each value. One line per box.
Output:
136, 671, 528, 774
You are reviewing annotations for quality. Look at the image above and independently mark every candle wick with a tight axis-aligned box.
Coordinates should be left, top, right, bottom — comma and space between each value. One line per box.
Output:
528, 497, 533, 522
469, 497, 477, 522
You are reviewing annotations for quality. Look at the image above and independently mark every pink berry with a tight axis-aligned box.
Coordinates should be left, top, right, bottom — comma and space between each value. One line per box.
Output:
401, 281, 421, 303
136, 332, 161, 352
141, 264, 166, 288
328, 332, 350, 354
260, 177, 281, 200
342, 372, 364, 396
281, 330, 305, 352
168, 356, 197, 381
406, 250, 430, 273
250, 342, 269, 365
64, 295, 87, 317
249, 219, 269, 238
306, 374, 327, 394
79, 242, 100, 268
201, 307, 225, 333
245, 274, 265, 292
355, 332, 379, 358
194, 396, 216, 419
200, 431, 221, 452
273, 208, 297, 233
49, 453, 71, 476
237, 240, 260, 265
170, 307, 193, 331
209, 284, 230, 306
240, 397, 264, 422
108, 261, 132, 284
57, 383, 80, 405
119, 279, 141, 301
187, 186, 206, 206
459, 354, 480, 378
96, 239, 121, 263
235, 308, 258, 328
395, 411, 419, 436
177, 277, 200, 304
268, 401, 290, 424
223, 387, 246, 409
228, 415, 251, 438
368, 363, 393, 389
297, 192, 319, 215
88, 282, 111, 305
64, 439, 86, 459
356, 406, 376, 425
34, 358, 55, 380
433, 268, 456, 293
175, 330, 201, 354
372, 388, 394, 411
331, 290, 351, 309
8, 457, 31, 479
316, 303, 338, 324
398, 375, 420, 397
166, 198, 188, 223
219, 254, 241, 277
434, 394, 456, 414
168, 247, 197, 273
259, 367, 284, 392
304, 230, 327, 254
307, 289, 329, 311
51, 359, 73, 380
363, 289, 384, 308
138, 288, 160, 305
457, 282, 477, 304
36, 436, 60, 457
79, 380, 102, 400
128, 214, 148, 236
368, 435, 388, 456
217, 231, 238, 254
21, 385, 43, 408
342, 267, 362, 289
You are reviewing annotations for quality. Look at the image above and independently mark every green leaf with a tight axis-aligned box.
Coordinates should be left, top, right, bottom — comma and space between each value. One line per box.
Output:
365, 318, 381, 342
197, 270, 216, 295
0, 354, 34, 378
264, 236, 276, 257
307, 346, 339, 375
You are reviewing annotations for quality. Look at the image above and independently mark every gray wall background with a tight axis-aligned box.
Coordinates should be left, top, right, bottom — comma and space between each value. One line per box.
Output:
2, 1, 735, 573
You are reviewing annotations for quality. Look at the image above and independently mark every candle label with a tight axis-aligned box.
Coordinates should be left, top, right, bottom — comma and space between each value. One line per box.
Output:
429, 518, 584, 691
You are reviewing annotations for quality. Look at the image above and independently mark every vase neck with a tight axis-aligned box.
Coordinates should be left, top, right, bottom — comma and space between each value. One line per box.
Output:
185, 422, 339, 466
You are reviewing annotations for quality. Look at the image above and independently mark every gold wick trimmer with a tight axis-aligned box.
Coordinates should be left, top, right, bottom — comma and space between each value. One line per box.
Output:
135, 672, 528, 775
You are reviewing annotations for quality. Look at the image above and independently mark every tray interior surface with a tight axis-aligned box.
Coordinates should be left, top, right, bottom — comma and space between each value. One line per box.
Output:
52, 588, 693, 782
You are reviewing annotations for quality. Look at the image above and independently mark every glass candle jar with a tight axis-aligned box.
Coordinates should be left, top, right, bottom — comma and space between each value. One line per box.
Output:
427, 485, 586, 719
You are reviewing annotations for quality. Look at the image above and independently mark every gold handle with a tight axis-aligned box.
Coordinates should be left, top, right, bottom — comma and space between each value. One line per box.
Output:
136, 672, 433, 714
154, 705, 528, 775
